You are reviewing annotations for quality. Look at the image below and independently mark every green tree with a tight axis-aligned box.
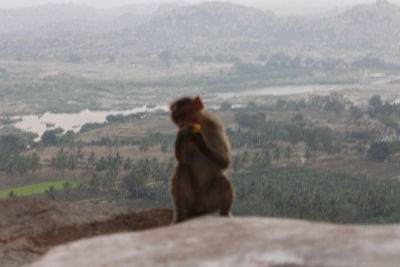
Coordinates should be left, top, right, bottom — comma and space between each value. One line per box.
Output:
232, 155, 242, 171
123, 157, 133, 171
45, 185, 57, 200
284, 145, 292, 160
139, 142, 150, 153
261, 149, 271, 167
86, 152, 96, 171
247, 101, 258, 110
369, 95, 382, 109
305, 149, 312, 161
41, 128, 63, 146
0, 134, 26, 154
235, 111, 251, 128
63, 182, 72, 200
122, 170, 147, 199
161, 142, 169, 153
292, 113, 304, 121
76, 146, 84, 164
273, 146, 281, 163
29, 153, 41, 172
367, 142, 390, 162
51, 148, 68, 170
89, 173, 101, 193
67, 154, 77, 170
351, 106, 364, 120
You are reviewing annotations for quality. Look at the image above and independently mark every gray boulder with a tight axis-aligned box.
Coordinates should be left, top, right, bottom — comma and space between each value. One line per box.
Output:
30, 216, 400, 267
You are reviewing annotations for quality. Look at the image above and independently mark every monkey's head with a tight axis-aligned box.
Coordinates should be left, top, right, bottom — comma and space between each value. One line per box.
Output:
170, 96, 204, 128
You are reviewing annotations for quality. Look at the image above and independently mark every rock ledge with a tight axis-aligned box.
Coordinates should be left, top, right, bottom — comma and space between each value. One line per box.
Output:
31, 216, 400, 267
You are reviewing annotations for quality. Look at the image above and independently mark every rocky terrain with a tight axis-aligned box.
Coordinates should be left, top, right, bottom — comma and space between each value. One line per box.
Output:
31, 212, 400, 267
2, 198, 400, 266
0, 198, 172, 267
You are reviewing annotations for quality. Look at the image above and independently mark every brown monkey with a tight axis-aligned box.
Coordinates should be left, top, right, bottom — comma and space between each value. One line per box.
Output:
169, 96, 234, 224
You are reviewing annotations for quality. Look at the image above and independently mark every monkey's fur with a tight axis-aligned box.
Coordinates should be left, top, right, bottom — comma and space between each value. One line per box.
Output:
170, 96, 234, 224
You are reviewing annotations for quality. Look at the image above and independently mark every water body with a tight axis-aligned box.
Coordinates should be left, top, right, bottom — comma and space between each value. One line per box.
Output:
12, 105, 168, 138
10, 84, 353, 138
214, 84, 352, 99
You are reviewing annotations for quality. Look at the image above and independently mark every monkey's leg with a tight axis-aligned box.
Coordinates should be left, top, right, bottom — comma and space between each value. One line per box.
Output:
200, 175, 234, 217
218, 176, 234, 217
170, 166, 195, 224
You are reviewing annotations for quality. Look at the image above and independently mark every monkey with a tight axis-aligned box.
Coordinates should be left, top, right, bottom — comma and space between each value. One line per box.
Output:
169, 96, 234, 224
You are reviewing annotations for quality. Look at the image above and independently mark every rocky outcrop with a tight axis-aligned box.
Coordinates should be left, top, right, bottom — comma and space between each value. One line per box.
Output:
0, 198, 172, 267
31, 216, 400, 267
3, 197, 400, 267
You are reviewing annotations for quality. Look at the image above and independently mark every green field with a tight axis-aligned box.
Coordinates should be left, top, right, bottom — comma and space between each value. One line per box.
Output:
0, 180, 80, 198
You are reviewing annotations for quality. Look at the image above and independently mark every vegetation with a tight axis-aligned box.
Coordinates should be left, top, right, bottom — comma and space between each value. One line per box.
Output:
0, 180, 80, 198
1, 80, 400, 227
232, 167, 400, 224
2, 1, 400, 234
109, 165, 400, 224
230, 110, 338, 154
367, 141, 400, 162
0, 127, 41, 174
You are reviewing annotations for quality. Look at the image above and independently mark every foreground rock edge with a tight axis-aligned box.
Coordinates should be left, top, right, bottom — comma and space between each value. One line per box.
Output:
30, 216, 400, 267
0, 198, 172, 267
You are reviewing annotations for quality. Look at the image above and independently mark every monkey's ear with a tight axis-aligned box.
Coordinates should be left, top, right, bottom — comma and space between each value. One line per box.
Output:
193, 96, 204, 110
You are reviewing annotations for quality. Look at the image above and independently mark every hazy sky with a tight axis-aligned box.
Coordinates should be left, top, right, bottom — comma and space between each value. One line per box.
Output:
1, 0, 400, 15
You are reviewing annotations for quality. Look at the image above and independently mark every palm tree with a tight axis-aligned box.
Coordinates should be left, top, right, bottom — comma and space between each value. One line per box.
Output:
8, 191, 16, 198
123, 157, 133, 171
284, 145, 292, 160
261, 149, 271, 167
75, 146, 84, 166
232, 155, 242, 171
45, 185, 57, 200
273, 146, 281, 163
305, 148, 312, 161
63, 182, 72, 200
122, 170, 146, 199
86, 152, 96, 171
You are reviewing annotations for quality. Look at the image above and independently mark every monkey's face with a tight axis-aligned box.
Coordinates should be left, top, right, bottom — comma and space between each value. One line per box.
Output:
170, 97, 203, 128
174, 106, 201, 128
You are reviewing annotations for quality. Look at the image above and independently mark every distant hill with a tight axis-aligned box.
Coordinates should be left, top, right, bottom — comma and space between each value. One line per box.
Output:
123, 0, 400, 56
319, 0, 400, 50
134, 2, 278, 39
1, 1, 400, 61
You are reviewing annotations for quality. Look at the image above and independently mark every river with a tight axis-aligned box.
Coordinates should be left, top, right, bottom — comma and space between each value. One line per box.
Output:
12, 105, 168, 139
213, 84, 352, 98
9, 84, 354, 138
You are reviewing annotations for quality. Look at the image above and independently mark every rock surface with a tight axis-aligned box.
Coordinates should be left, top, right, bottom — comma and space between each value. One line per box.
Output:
0, 198, 172, 267
30, 216, 400, 267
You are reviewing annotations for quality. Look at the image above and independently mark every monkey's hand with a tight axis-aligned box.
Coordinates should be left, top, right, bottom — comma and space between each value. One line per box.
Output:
178, 126, 194, 140
191, 132, 230, 169
190, 124, 201, 134
175, 126, 195, 164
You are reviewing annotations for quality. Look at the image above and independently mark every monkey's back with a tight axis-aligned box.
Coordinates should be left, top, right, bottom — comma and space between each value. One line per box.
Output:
189, 111, 231, 188
201, 111, 231, 154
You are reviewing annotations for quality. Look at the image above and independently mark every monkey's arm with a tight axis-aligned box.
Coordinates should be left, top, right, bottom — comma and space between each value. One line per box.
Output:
191, 132, 230, 169
175, 127, 192, 165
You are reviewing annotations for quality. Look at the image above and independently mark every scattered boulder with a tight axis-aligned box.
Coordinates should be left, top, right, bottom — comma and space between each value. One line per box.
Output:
30, 216, 400, 267
0, 198, 172, 267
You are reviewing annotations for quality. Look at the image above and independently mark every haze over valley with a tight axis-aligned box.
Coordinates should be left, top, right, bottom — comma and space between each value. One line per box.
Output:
1, 1, 400, 246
